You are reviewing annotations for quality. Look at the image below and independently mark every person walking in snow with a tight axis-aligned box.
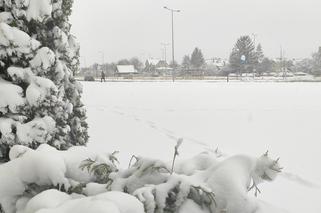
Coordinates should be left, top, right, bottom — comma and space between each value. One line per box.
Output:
101, 71, 106, 82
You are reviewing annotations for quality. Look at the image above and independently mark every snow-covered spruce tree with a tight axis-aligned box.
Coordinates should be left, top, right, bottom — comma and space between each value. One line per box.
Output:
229, 35, 257, 75
0, 0, 88, 161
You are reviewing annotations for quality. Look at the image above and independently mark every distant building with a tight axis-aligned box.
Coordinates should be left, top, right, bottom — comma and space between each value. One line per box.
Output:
206, 58, 227, 68
115, 65, 138, 77
204, 57, 228, 75
155, 60, 172, 75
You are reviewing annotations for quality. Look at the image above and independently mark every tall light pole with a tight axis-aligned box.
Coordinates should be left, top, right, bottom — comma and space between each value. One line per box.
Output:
164, 6, 180, 82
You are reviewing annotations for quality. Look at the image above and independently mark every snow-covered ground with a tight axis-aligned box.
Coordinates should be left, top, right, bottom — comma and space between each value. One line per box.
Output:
82, 81, 321, 213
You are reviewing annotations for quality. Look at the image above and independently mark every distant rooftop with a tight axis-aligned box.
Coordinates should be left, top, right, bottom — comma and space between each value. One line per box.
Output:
116, 65, 138, 73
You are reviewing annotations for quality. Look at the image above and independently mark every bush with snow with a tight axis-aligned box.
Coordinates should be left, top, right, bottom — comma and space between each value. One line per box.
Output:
0, 143, 121, 213
0, 0, 88, 161
0, 141, 283, 213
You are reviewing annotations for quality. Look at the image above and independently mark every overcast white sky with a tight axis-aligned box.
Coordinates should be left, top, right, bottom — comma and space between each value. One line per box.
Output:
70, 0, 321, 66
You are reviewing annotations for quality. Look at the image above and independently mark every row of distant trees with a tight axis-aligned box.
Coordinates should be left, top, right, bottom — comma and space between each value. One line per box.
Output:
80, 36, 321, 77
83, 48, 206, 72
227, 35, 321, 76
79, 48, 207, 77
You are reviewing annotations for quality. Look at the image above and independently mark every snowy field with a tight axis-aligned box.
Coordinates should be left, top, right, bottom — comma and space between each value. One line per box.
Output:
82, 81, 321, 213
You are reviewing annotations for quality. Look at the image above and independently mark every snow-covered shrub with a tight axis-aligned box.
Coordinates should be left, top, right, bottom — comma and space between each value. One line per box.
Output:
0, 143, 119, 213
79, 142, 283, 213
0, 0, 88, 161
0, 141, 283, 213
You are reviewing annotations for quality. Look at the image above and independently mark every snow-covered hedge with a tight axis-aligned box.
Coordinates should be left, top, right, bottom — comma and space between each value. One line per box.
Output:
0, 142, 283, 213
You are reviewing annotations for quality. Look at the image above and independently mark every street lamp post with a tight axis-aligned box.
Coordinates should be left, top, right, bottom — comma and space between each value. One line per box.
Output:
164, 6, 180, 82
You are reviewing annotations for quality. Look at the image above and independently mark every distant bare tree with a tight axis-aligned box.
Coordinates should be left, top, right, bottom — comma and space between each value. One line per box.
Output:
130, 57, 143, 71
117, 59, 131, 65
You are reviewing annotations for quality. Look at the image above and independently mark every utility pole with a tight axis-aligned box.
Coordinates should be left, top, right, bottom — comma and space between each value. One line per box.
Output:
98, 51, 105, 78
161, 42, 170, 63
280, 46, 286, 80
252, 33, 258, 79
164, 6, 180, 82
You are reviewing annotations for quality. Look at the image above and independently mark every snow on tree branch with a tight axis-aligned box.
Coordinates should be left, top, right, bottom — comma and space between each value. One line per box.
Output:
0, 0, 88, 161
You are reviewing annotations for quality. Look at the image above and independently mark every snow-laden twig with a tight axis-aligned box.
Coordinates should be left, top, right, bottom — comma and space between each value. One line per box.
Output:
79, 155, 118, 184
248, 180, 261, 197
128, 155, 139, 168
171, 138, 183, 174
